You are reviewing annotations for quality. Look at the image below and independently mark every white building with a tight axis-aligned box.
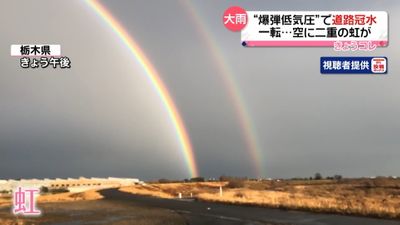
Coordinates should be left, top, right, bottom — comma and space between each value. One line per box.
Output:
0, 177, 142, 193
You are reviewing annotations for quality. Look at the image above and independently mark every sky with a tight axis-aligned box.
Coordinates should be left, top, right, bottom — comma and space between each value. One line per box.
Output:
0, 0, 399, 180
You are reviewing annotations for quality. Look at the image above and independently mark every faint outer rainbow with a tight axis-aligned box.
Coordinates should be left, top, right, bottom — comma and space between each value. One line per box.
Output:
180, 1, 264, 177
84, 0, 199, 177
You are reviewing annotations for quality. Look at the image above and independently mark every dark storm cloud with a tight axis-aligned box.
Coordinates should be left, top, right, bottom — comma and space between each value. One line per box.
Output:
0, 0, 398, 179
0, 0, 190, 180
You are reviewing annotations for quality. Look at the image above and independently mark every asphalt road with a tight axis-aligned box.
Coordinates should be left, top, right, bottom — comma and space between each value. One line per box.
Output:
99, 189, 400, 225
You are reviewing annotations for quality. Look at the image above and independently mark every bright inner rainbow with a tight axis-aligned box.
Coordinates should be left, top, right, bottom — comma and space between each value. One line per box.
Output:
84, 0, 199, 177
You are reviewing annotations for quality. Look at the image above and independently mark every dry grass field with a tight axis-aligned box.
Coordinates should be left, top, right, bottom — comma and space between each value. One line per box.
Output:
121, 178, 400, 219
120, 181, 226, 199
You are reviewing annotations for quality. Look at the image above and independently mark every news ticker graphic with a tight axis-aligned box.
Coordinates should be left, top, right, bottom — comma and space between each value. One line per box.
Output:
320, 57, 387, 74
223, 7, 389, 75
11, 44, 71, 69
223, 8, 388, 48
241, 11, 388, 47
